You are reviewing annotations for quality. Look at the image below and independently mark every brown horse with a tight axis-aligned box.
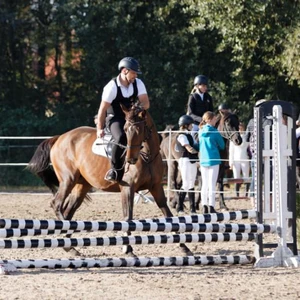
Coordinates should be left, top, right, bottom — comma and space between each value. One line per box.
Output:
160, 111, 242, 210
27, 104, 192, 256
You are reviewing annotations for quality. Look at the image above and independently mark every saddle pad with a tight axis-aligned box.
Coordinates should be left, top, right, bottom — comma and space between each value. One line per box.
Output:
92, 136, 112, 157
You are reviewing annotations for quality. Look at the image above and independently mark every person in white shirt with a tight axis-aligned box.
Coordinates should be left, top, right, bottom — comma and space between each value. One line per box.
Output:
175, 115, 198, 214
96, 57, 149, 182
229, 122, 250, 197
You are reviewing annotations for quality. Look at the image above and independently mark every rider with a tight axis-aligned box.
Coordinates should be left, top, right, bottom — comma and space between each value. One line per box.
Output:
175, 115, 198, 214
96, 57, 150, 182
186, 75, 214, 133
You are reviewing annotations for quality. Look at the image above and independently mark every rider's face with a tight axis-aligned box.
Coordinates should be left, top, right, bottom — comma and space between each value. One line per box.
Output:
198, 84, 207, 93
125, 69, 138, 83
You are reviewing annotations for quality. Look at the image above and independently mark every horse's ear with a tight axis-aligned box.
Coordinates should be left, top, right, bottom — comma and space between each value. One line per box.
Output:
138, 109, 147, 118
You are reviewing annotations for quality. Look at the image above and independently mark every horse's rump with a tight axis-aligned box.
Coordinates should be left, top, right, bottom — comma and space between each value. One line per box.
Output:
50, 126, 117, 191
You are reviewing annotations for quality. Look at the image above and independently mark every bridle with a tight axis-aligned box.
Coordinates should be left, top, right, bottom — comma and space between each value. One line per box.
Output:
125, 118, 147, 149
218, 114, 240, 142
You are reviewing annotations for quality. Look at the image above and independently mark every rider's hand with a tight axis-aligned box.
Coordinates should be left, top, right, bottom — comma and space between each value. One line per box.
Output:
97, 128, 105, 138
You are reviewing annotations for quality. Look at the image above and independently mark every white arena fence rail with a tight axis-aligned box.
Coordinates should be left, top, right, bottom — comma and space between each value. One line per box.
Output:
0, 133, 299, 199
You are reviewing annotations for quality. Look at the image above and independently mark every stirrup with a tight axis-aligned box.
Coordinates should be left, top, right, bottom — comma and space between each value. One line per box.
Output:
104, 169, 118, 182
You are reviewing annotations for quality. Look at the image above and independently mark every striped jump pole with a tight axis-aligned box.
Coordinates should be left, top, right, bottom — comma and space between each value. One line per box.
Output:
0, 210, 257, 231
0, 255, 255, 271
0, 232, 257, 249
140, 210, 257, 223
0, 223, 276, 238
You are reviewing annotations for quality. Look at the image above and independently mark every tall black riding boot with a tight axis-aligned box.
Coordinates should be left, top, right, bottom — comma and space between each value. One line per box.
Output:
188, 188, 196, 213
177, 191, 186, 213
110, 144, 125, 182
235, 183, 241, 197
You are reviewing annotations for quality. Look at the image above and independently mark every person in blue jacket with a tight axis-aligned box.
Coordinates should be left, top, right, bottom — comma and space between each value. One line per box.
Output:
194, 111, 225, 213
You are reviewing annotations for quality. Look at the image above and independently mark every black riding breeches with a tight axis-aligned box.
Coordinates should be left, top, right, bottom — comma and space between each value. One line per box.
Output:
108, 118, 127, 170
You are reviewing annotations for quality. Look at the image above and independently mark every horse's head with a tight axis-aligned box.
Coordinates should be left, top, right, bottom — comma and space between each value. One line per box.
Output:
122, 103, 147, 164
217, 111, 242, 145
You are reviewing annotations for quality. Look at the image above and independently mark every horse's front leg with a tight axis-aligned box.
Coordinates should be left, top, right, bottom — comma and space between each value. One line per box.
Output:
150, 184, 193, 256
120, 185, 136, 257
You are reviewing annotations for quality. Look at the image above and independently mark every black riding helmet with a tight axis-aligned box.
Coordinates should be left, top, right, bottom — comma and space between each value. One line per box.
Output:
194, 75, 208, 86
218, 103, 229, 110
178, 115, 194, 127
118, 57, 142, 74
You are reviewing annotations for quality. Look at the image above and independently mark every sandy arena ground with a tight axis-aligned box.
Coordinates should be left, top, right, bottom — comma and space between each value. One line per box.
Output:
0, 192, 299, 300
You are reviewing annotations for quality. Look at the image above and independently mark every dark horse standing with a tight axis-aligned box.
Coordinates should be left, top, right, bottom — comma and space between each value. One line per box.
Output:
160, 111, 242, 210
27, 104, 192, 256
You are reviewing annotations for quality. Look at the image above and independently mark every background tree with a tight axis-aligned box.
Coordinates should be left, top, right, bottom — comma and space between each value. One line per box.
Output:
0, 0, 299, 134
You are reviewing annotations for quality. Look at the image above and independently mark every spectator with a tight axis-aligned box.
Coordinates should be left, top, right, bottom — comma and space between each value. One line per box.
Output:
194, 111, 225, 214
229, 122, 250, 197
175, 115, 198, 214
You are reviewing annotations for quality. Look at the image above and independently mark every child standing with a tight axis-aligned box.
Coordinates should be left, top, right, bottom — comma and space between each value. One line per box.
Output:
195, 111, 225, 213
175, 115, 198, 214
229, 123, 250, 197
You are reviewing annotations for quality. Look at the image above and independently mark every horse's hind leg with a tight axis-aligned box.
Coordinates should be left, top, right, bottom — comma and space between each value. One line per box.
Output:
51, 173, 88, 256
150, 184, 193, 256
63, 182, 91, 220
51, 181, 76, 220
195, 169, 202, 211
61, 183, 92, 256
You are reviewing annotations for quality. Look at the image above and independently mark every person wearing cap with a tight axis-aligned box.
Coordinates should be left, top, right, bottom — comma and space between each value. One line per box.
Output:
96, 57, 149, 182
218, 103, 231, 115
175, 115, 198, 214
186, 75, 214, 133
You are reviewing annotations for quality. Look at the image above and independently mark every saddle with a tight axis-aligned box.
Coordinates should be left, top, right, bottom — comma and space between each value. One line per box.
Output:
92, 130, 113, 158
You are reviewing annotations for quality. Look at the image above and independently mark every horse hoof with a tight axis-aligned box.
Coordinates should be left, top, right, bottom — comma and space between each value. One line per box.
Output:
122, 245, 137, 257
64, 247, 82, 256
179, 243, 193, 256
127, 252, 137, 258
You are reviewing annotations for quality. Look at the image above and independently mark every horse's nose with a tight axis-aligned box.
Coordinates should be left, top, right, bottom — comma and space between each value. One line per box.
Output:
127, 157, 138, 164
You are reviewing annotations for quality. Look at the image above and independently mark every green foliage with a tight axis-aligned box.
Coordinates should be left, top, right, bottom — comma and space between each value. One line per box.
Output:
0, 0, 300, 135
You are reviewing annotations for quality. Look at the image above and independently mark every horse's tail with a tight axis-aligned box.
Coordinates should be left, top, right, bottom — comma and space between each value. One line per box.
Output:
26, 135, 60, 195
